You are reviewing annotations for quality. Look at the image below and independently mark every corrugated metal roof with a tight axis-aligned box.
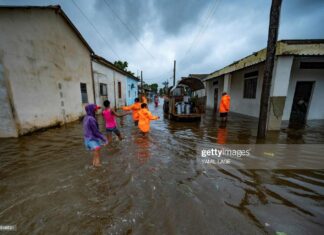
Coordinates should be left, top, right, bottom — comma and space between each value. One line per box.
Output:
205, 40, 324, 81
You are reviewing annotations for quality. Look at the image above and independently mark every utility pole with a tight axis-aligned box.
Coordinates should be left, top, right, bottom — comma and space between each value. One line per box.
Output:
173, 60, 176, 87
140, 70, 143, 96
257, 0, 282, 138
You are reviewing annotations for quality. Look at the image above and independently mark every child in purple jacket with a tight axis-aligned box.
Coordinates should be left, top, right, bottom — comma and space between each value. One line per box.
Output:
83, 104, 108, 167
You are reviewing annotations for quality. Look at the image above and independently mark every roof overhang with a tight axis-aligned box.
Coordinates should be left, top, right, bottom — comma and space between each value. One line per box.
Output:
204, 39, 324, 81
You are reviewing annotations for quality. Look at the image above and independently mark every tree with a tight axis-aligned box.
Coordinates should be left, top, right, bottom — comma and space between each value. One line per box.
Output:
150, 83, 158, 93
159, 88, 164, 96
113, 60, 135, 76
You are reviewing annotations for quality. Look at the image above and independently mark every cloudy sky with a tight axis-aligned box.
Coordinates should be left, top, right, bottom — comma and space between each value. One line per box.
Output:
1, 0, 324, 86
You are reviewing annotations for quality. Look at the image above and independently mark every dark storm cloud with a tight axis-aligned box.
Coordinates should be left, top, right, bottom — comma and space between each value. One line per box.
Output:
92, 0, 210, 41
93, 0, 150, 40
152, 0, 210, 35
0, 0, 323, 85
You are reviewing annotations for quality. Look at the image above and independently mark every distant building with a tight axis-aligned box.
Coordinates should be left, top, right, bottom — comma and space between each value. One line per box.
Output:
204, 40, 324, 130
92, 55, 138, 108
0, 6, 95, 137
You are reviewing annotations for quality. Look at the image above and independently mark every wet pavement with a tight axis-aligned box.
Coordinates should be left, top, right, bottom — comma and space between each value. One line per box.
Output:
0, 102, 324, 234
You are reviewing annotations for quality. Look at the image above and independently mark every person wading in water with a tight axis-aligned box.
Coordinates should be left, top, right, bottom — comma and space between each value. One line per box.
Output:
219, 92, 231, 122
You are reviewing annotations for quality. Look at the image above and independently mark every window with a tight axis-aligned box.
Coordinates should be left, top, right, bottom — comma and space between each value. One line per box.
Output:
118, 82, 122, 98
300, 62, 324, 69
80, 83, 88, 103
243, 71, 258, 99
100, 83, 107, 96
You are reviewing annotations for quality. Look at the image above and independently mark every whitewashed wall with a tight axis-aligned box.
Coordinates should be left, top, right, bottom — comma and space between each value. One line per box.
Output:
92, 61, 115, 108
0, 8, 94, 136
206, 78, 224, 110
114, 72, 127, 107
282, 57, 324, 120
92, 61, 127, 109
229, 64, 264, 117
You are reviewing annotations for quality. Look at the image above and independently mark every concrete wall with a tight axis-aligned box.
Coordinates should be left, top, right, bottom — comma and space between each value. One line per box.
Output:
92, 61, 116, 108
206, 78, 223, 110
206, 63, 265, 117
92, 61, 128, 108
0, 8, 94, 136
228, 64, 265, 117
0, 64, 18, 137
114, 71, 127, 108
282, 57, 324, 120
126, 77, 138, 105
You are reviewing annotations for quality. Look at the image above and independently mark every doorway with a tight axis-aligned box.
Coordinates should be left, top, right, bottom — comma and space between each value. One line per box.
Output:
214, 88, 218, 112
289, 81, 314, 128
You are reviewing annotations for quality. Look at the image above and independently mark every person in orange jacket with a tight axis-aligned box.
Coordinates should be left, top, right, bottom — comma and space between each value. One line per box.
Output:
141, 95, 147, 104
122, 98, 141, 126
219, 92, 231, 122
138, 103, 159, 135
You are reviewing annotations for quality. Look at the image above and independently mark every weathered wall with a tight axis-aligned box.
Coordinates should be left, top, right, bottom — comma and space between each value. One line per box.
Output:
206, 78, 223, 110
0, 64, 18, 137
0, 8, 94, 136
92, 61, 116, 108
228, 64, 265, 117
114, 72, 127, 108
92, 61, 127, 109
126, 78, 138, 105
283, 57, 324, 120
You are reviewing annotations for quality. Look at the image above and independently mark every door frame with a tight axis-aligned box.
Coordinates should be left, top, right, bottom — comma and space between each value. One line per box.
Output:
214, 87, 218, 112
289, 80, 315, 125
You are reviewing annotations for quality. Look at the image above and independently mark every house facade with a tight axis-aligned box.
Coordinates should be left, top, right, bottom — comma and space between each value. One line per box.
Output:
0, 6, 95, 137
126, 76, 139, 105
204, 40, 324, 130
92, 55, 137, 109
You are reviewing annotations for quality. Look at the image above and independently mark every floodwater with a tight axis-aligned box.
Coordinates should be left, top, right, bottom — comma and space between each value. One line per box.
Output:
0, 102, 324, 235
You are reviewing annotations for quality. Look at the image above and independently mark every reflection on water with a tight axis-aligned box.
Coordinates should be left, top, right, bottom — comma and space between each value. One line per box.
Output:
0, 105, 324, 234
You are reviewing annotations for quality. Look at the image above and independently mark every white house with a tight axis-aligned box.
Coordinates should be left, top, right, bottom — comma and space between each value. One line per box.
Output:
204, 40, 324, 130
0, 6, 95, 137
92, 55, 135, 109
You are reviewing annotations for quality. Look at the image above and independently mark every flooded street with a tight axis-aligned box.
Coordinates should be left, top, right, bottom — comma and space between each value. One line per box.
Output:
1, 102, 324, 235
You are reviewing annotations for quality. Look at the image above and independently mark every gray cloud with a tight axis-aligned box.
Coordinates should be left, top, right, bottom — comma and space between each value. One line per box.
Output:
152, 0, 210, 35
0, 0, 323, 87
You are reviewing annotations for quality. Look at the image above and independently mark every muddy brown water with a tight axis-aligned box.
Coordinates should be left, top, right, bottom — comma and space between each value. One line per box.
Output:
0, 102, 324, 234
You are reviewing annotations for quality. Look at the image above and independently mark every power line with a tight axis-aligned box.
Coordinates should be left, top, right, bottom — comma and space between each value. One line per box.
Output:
71, 0, 120, 59
179, 0, 221, 66
153, 1, 221, 85
102, 0, 156, 60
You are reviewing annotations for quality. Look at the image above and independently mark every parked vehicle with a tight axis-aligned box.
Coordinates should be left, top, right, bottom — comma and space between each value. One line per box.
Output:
163, 77, 206, 121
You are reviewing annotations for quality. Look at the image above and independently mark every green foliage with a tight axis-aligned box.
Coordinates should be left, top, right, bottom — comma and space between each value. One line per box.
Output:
150, 83, 158, 93
113, 60, 135, 76
159, 88, 164, 96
